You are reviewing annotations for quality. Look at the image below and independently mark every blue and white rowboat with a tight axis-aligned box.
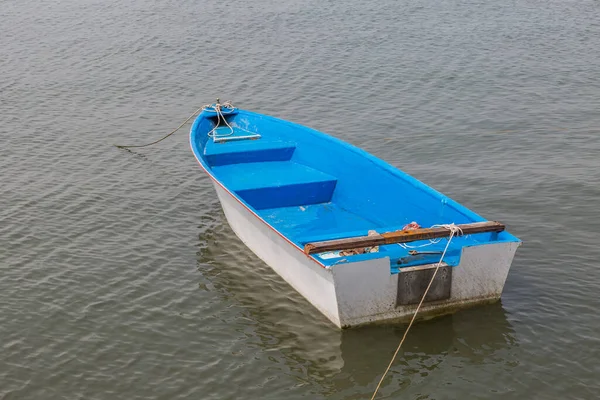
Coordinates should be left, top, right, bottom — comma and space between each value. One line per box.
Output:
190, 102, 521, 328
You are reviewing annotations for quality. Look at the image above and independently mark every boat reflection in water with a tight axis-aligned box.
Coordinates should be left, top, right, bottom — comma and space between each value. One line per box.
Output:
196, 215, 518, 397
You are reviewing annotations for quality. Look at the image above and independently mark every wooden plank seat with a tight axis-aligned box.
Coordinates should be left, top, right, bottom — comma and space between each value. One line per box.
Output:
304, 221, 506, 254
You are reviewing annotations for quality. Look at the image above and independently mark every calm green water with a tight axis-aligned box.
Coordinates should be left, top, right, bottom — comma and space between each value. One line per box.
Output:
2, 0, 600, 398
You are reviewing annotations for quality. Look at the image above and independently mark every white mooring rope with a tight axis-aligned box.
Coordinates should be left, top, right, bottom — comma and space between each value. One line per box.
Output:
205, 100, 260, 140
205, 100, 236, 139
370, 223, 463, 400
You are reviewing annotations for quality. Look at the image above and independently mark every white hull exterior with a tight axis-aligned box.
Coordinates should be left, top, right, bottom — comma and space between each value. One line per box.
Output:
214, 183, 520, 328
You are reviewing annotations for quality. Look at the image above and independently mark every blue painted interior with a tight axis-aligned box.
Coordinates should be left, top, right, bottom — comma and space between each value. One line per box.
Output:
190, 108, 521, 270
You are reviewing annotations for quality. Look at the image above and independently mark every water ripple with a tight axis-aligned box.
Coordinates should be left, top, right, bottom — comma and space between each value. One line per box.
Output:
2, 0, 600, 398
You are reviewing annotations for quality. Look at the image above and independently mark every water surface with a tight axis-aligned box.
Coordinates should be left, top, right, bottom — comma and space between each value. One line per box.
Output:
2, 0, 600, 398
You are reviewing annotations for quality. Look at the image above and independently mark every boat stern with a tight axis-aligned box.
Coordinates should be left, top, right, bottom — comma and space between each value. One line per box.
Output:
329, 240, 521, 328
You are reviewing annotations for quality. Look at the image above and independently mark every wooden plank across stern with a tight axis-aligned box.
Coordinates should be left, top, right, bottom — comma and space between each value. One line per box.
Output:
303, 221, 506, 255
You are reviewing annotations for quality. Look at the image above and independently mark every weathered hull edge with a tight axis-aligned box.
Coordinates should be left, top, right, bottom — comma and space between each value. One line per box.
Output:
214, 183, 519, 329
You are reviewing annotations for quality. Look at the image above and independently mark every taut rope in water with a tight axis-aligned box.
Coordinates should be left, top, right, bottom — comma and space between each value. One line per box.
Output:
113, 99, 234, 149
114, 100, 260, 149
370, 223, 463, 400
114, 105, 205, 149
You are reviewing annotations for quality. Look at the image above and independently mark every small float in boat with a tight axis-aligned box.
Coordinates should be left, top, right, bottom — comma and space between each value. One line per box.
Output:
190, 101, 521, 328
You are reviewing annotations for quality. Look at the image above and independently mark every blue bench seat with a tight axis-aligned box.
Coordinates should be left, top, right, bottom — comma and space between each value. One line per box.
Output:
204, 138, 296, 166
211, 161, 338, 210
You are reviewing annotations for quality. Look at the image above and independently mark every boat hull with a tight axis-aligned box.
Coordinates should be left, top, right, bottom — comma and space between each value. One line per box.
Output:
213, 183, 342, 325
214, 182, 519, 328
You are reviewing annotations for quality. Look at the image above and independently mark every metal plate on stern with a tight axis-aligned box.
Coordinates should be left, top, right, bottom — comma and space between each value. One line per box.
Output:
396, 265, 452, 306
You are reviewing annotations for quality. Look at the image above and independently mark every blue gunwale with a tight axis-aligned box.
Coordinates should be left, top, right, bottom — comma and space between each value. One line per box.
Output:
190, 108, 521, 271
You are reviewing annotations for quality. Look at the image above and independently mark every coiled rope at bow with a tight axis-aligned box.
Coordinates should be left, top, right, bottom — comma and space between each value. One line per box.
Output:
370, 223, 463, 400
114, 100, 236, 149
